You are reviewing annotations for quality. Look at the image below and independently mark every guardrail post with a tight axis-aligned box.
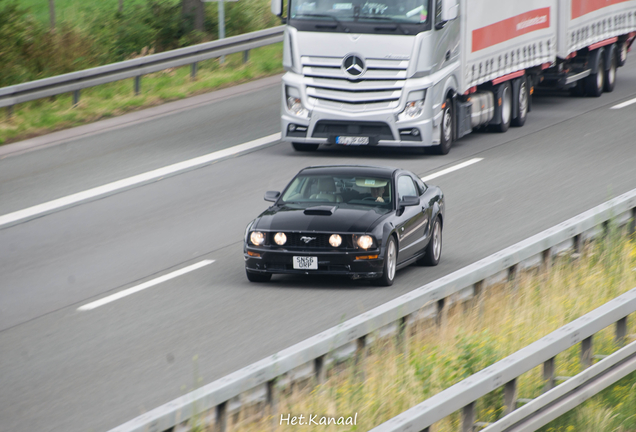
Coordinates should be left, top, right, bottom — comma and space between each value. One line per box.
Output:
134, 76, 141, 95
436, 298, 445, 326
315, 355, 326, 384
215, 402, 227, 432
6, 105, 13, 120
630, 207, 636, 235
616, 317, 628, 346
573, 234, 582, 256
508, 264, 519, 290
543, 356, 555, 392
504, 379, 518, 415
73, 90, 80, 107
191, 62, 198, 79
581, 336, 593, 369
267, 378, 278, 424
541, 248, 552, 273
462, 402, 475, 432
355, 336, 367, 381
243, 50, 250, 63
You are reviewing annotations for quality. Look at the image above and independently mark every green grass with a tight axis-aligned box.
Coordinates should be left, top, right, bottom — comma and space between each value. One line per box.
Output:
16, 0, 171, 24
0, 43, 283, 145
214, 228, 636, 431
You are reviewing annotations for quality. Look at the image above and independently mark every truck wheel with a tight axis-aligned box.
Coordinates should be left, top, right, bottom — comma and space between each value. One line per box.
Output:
511, 78, 528, 127
494, 82, 512, 132
292, 142, 319, 151
433, 98, 453, 155
604, 46, 617, 93
246, 270, 272, 283
585, 49, 605, 97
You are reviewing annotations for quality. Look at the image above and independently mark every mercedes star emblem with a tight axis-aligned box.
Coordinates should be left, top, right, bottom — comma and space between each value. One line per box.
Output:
343, 54, 365, 77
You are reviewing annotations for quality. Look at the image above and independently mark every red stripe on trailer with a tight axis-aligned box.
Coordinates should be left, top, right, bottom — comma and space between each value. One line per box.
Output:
588, 37, 618, 50
566, 51, 577, 59
541, 62, 552, 69
472, 8, 551, 52
492, 70, 525, 85
463, 86, 477, 95
571, 0, 631, 19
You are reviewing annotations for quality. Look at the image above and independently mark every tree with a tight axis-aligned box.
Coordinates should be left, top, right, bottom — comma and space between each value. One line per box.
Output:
182, 0, 205, 32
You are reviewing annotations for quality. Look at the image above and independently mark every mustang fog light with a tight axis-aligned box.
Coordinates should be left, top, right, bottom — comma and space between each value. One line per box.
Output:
250, 231, 265, 246
355, 254, 379, 260
274, 232, 287, 245
329, 234, 342, 247
356, 235, 374, 250
247, 251, 261, 257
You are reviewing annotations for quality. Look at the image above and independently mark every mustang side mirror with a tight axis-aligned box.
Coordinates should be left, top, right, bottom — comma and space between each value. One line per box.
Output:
400, 196, 420, 207
264, 191, 281, 202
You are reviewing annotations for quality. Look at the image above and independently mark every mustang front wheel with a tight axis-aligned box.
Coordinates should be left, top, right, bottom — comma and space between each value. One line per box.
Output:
376, 236, 397, 286
421, 217, 442, 266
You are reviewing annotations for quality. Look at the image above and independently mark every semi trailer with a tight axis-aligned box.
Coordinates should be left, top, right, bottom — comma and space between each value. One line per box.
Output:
271, 0, 636, 154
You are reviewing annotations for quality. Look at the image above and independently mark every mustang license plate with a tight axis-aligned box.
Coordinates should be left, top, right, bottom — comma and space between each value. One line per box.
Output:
293, 256, 318, 270
336, 136, 369, 145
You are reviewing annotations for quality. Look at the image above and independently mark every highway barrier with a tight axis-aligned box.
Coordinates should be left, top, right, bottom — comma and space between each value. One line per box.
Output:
0, 26, 284, 113
110, 187, 636, 432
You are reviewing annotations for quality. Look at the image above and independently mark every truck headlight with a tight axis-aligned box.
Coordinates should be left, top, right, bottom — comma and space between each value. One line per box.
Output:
398, 90, 426, 121
286, 86, 309, 118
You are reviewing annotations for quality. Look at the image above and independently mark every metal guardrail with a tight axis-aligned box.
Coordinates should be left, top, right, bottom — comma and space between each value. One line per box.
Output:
109, 188, 636, 432
0, 26, 284, 111
371, 289, 636, 432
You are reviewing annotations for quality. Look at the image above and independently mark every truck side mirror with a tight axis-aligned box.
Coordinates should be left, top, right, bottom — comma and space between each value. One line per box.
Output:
271, 0, 283, 17
441, 0, 458, 22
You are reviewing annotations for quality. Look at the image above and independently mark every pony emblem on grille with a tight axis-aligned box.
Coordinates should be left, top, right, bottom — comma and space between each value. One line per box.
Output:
300, 236, 316, 243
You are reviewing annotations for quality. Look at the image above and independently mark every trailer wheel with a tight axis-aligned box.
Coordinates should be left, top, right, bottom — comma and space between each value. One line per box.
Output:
511, 78, 528, 127
292, 142, 319, 151
604, 45, 617, 93
585, 49, 605, 97
434, 98, 453, 155
494, 82, 512, 132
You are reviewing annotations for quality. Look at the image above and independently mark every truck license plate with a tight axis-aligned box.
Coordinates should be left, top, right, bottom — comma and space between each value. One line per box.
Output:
336, 136, 369, 145
293, 256, 318, 270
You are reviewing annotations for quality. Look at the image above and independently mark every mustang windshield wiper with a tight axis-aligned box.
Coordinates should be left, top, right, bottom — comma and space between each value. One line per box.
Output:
357, 15, 409, 34
294, 13, 348, 31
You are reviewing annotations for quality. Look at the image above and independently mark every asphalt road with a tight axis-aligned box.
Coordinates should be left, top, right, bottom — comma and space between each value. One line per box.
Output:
1, 62, 636, 432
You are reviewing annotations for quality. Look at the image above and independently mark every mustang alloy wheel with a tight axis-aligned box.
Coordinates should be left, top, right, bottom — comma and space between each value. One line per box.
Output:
376, 236, 397, 286
421, 217, 442, 266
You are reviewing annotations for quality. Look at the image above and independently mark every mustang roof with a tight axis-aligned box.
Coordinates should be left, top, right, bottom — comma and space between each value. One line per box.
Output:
299, 165, 398, 177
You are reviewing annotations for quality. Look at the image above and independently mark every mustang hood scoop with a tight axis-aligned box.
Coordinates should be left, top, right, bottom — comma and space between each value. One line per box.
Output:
303, 205, 336, 216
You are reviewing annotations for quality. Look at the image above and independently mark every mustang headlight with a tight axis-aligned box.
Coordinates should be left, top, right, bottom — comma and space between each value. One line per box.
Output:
250, 231, 265, 246
274, 232, 287, 245
329, 234, 342, 247
356, 235, 374, 250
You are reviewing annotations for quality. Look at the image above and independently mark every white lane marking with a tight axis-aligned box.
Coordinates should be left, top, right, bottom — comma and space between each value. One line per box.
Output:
421, 158, 483, 182
610, 97, 636, 109
0, 133, 281, 229
78, 260, 214, 311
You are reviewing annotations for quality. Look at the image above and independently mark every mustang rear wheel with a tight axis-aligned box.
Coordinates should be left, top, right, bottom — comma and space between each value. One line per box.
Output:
245, 269, 272, 283
376, 236, 397, 286
421, 217, 442, 266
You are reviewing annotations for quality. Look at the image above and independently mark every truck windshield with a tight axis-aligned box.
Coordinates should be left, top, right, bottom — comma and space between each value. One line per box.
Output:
290, 0, 429, 24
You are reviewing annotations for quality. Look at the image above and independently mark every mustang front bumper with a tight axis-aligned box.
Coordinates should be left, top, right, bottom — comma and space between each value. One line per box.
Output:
244, 247, 384, 278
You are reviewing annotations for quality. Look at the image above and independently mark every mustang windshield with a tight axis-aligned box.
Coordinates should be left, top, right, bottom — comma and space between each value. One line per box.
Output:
281, 175, 393, 207
290, 0, 429, 24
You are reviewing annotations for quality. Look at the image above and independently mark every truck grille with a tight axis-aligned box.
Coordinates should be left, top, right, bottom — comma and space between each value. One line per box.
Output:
301, 56, 409, 112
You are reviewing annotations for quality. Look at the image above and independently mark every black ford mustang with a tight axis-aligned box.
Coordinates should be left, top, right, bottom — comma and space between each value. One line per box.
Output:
244, 165, 444, 285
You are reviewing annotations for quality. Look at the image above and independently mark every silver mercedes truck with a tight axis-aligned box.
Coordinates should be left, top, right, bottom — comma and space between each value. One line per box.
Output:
271, 0, 636, 154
